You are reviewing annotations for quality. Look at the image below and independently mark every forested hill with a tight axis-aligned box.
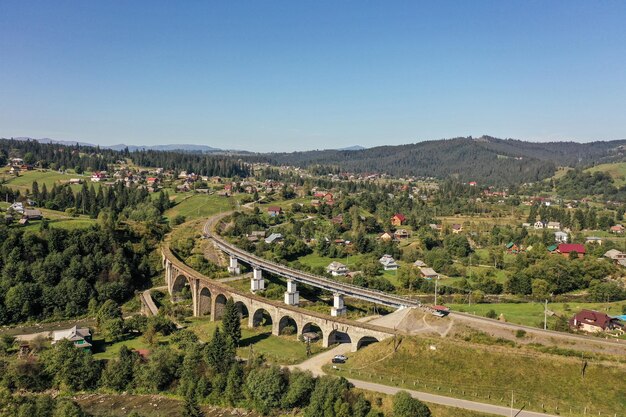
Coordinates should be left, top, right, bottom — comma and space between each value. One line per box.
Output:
253, 136, 626, 185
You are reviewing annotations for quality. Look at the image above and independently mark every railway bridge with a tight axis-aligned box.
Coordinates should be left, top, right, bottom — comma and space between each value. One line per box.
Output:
162, 244, 397, 351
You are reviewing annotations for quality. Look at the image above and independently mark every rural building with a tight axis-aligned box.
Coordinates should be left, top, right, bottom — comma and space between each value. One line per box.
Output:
327, 261, 349, 276
610, 224, 625, 234
23, 209, 43, 220
451, 224, 463, 234
556, 243, 585, 258
419, 267, 439, 280
394, 229, 410, 240
267, 206, 282, 217
546, 221, 561, 230
379, 255, 399, 271
569, 310, 623, 333
391, 213, 406, 226
585, 236, 603, 245
264, 233, 283, 244
505, 242, 521, 254
52, 326, 92, 349
533, 221, 545, 229
554, 231, 568, 243
413, 260, 427, 267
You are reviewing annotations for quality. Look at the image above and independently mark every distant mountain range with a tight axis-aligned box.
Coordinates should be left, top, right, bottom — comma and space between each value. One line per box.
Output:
11, 137, 229, 153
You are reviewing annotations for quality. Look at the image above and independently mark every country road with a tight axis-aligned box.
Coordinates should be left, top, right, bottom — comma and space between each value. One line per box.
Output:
290, 343, 560, 417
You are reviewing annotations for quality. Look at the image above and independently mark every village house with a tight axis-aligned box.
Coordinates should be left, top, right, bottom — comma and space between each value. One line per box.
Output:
91, 172, 107, 182
52, 326, 92, 349
419, 267, 439, 280
555, 243, 585, 258
390, 213, 406, 226
603, 249, 626, 267
267, 206, 282, 217
505, 242, 521, 254
394, 229, 410, 240
264, 233, 283, 244
451, 224, 463, 234
569, 310, 623, 334
585, 236, 603, 245
533, 221, 545, 229
326, 261, 349, 276
10, 202, 25, 214
413, 260, 427, 267
379, 254, 399, 271
68, 178, 82, 185
379, 232, 393, 242
554, 231, 568, 243
546, 221, 561, 230
23, 209, 43, 220
331, 214, 344, 225
610, 224, 625, 234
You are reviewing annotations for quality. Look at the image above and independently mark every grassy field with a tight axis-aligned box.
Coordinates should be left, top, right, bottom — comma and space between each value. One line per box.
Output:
164, 194, 238, 220
449, 300, 626, 328
92, 335, 153, 360
1, 169, 96, 193
586, 162, 626, 187
325, 336, 626, 416
185, 317, 325, 364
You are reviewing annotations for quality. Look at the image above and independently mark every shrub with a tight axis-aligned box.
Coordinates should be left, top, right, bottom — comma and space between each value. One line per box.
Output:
515, 329, 526, 338
485, 309, 497, 319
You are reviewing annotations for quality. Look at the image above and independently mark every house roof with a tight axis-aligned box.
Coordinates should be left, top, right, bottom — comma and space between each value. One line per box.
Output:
414, 260, 427, 267
570, 309, 615, 330
392, 213, 406, 221
604, 249, 624, 259
264, 233, 283, 243
327, 261, 348, 270
506, 242, 515, 249
547, 244, 558, 252
53, 326, 91, 342
557, 243, 586, 254
420, 267, 438, 277
267, 206, 281, 212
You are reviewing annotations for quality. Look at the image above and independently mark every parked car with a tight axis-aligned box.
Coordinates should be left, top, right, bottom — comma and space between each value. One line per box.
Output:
331, 356, 345, 364
333, 354, 348, 361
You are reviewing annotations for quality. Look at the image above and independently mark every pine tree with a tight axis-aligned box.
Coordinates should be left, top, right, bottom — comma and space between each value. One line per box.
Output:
181, 392, 204, 417
221, 298, 241, 347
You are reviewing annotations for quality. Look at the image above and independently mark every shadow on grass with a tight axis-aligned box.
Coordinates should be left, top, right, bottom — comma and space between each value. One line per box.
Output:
239, 331, 271, 347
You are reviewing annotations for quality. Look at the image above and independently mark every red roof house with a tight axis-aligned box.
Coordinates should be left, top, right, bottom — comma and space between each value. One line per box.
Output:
556, 243, 585, 258
569, 310, 623, 333
391, 213, 406, 226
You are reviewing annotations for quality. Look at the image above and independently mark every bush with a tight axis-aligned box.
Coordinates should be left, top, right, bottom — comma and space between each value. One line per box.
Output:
485, 309, 497, 319
171, 215, 186, 226
282, 325, 296, 336
515, 329, 526, 338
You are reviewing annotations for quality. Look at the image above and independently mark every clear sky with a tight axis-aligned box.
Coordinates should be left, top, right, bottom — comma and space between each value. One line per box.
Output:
1, 1, 625, 152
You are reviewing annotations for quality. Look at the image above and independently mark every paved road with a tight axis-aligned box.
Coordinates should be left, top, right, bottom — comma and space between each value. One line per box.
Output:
291, 343, 559, 417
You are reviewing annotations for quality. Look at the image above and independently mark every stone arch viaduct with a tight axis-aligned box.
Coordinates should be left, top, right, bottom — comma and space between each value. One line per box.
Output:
162, 244, 397, 352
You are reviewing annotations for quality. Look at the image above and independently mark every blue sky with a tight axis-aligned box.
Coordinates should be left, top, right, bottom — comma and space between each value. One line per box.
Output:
1, 1, 625, 152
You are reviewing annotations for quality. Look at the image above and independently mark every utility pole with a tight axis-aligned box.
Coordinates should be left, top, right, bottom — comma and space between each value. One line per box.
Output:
434, 278, 438, 305
544, 299, 548, 330
510, 390, 514, 417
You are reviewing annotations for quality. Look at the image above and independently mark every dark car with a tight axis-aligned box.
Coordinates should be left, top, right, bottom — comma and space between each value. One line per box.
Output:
331, 357, 345, 364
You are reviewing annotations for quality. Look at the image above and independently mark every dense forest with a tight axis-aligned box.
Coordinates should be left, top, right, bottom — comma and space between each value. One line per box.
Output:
250, 136, 626, 185
555, 169, 626, 201
131, 149, 251, 177
0, 138, 116, 172
0, 138, 251, 179
0, 222, 162, 325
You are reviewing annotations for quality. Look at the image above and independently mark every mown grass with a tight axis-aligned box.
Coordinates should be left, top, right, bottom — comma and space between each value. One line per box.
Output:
586, 162, 626, 187
449, 300, 626, 328
326, 336, 626, 416
1, 169, 97, 193
164, 193, 237, 220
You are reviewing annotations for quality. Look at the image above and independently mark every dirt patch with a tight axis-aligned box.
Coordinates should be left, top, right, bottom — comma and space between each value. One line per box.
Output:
75, 393, 262, 417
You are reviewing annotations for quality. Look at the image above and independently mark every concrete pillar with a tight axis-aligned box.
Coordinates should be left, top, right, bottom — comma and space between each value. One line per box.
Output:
251, 267, 265, 292
228, 255, 241, 275
248, 313, 255, 328
331, 293, 346, 317
284, 279, 299, 305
